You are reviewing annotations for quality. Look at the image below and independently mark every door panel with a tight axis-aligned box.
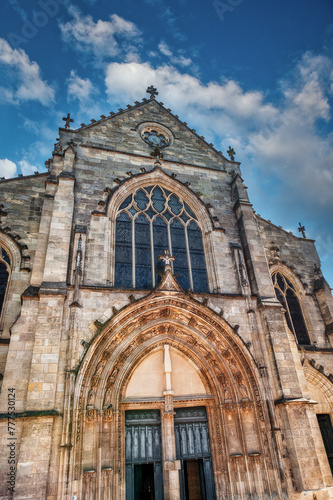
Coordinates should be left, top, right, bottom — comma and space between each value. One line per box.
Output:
125, 410, 164, 500
175, 407, 216, 500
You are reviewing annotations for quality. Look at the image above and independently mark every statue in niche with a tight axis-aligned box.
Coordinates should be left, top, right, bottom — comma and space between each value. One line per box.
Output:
103, 366, 119, 407
106, 366, 119, 388
87, 389, 96, 406
94, 361, 105, 378
235, 373, 249, 400
90, 376, 99, 389
222, 349, 231, 360
228, 357, 240, 374
104, 390, 112, 407
238, 382, 249, 400
197, 343, 209, 356
210, 360, 222, 377
223, 383, 232, 401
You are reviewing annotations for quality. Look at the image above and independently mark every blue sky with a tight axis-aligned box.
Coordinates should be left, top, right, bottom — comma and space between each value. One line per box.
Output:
0, 0, 333, 287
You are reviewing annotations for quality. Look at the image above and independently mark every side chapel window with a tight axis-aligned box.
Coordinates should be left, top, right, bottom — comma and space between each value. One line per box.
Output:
0, 245, 11, 318
114, 185, 209, 292
272, 272, 310, 345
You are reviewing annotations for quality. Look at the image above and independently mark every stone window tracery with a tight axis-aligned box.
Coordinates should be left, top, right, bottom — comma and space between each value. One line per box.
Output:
0, 245, 11, 318
272, 271, 310, 345
114, 185, 209, 292
139, 125, 170, 149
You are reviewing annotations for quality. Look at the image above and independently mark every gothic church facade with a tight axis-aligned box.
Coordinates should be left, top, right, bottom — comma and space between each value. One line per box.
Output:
1, 88, 333, 500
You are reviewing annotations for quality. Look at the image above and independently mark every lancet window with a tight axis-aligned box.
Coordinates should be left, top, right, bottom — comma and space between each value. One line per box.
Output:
0, 245, 11, 317
272, 271, 310, 345
114, 185, 209, 292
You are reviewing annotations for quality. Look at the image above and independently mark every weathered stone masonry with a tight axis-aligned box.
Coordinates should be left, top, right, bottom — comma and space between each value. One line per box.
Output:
0, 92, 333, 500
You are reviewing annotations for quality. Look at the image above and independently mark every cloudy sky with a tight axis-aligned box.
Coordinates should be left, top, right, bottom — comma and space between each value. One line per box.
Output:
0, 0, 332, 286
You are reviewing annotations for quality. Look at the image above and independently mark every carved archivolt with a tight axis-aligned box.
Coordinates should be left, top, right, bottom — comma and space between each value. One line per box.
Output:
303, 358, 333, 410
106, 166, 214, 235
72, 292, 282, 500
75, 293, 264, 421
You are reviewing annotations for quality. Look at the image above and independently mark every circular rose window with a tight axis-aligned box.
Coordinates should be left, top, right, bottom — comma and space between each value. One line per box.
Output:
141, 127, 170, 148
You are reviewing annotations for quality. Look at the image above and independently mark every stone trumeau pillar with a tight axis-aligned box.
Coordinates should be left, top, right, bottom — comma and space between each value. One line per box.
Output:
12, 147, 75, 499
232, 174, 326, 493
162, 345, 181, 500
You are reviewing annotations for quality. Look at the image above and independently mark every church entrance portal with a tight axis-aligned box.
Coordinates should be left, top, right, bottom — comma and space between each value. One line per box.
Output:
125, 407, 215, 500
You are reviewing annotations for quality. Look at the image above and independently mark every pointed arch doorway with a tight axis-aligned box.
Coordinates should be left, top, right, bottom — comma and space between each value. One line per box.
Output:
73, 291, 282, 500
122, 345, 217, 500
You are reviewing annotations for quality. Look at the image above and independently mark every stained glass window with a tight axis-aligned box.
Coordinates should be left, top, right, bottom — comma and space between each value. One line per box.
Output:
272, 272, 310, 345
114, 212, 132, 288
0, 246, 10, 316
114, 185, 208, 292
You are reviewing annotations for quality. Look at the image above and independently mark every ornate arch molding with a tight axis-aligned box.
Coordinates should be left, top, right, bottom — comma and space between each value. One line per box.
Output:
303, 357, 333, 408
106, 166, 214, 234
75, 293, 264, 418
269, 262, 307, 296
99, 165, 220, 290
0, 231, 24, 273
0, 232, 28, 333
72, 293, 281, 499
269, 262, 312, 343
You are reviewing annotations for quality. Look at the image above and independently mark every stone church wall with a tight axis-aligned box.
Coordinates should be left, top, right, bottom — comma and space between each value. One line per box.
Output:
0, 98, 333, 499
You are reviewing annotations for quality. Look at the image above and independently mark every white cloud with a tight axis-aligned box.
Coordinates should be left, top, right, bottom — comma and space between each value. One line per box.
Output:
59, 7, 142, 64
0, 159, 17, 178
158, 41, 192, 68
104, 53, 333, 215
67, 70, 96, 103
0, 38, 55, 106
282, 52, 332, 123
18, 159, 39, 176
158, 42, 172, 57
105, 61, 277, 124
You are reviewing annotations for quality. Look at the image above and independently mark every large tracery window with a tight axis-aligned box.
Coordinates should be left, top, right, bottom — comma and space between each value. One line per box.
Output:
272, 271, 311, 345
0, 245, 11, 317
114, 185, 209, 292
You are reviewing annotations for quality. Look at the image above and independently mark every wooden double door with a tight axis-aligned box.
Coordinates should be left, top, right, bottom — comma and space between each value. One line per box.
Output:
174, 407, 216, 500
125, 407, 216, 500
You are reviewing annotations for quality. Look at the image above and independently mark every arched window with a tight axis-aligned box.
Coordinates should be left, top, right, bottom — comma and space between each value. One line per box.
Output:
272, 272, 310, 345
0, 245, 11, 317
114, 185, 209, 292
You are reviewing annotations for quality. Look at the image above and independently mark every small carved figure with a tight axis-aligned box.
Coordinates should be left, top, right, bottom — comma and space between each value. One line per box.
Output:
106, 366, 119, 388
238, 382, 249, 400
90, 376, 99, 389
94, 361, 104, 377
87, 389, 95, 406
223, 384, 232, 400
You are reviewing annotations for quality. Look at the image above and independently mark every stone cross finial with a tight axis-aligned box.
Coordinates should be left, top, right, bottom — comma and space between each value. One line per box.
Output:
298, 222, 306, 238
227, 146, 235, 161
150, 147, 163, 164
62, 113, 74, 129
146, 85, 158, 99
158, 249, 175, 270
